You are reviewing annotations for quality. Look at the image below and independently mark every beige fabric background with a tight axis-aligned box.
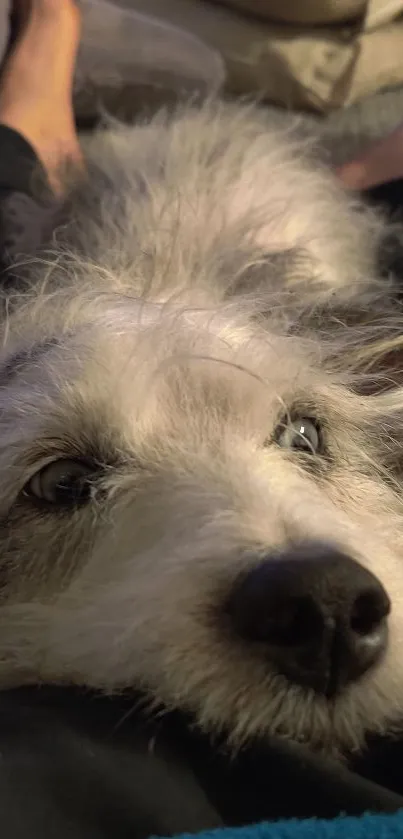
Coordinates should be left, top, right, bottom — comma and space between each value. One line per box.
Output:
117, 0, 403, 113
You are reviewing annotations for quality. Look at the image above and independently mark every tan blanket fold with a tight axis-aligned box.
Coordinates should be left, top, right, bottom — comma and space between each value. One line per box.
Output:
363, 0, 403, 29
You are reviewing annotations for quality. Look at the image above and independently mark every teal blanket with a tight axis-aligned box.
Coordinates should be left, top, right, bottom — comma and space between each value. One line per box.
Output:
172, 812, 403, 839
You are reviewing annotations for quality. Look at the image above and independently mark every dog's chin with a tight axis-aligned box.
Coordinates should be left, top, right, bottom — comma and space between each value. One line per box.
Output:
211, 697, 374, 760
171, 660, 396, 760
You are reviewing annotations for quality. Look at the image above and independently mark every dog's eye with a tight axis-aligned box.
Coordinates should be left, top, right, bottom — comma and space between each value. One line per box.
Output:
275, 417, 321, 455
24, 459, 95, 506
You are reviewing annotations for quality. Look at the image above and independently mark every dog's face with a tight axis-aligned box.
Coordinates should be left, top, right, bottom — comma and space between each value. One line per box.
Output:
1, 288, 403, 755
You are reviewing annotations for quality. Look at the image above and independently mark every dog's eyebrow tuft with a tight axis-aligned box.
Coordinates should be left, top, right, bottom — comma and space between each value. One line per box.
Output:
0, 337, 62, 385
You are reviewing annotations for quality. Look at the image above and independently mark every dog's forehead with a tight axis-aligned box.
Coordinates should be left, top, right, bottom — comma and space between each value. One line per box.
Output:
85, 300, 318, 391
90, 297, 256, 343
0, 299, 161, 381
0, 296, 365, 468
1, 296, 321, 412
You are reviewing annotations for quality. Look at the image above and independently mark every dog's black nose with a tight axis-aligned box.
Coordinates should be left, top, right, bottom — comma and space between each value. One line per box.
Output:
227, 543, 390, 696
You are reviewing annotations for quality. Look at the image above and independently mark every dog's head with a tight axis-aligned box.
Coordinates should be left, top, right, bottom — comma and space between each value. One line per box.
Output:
2, 102, 403, 755
1, 274, 403, 757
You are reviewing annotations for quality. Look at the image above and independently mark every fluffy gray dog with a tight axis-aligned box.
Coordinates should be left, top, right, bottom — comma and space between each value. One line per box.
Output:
0, 101, 402, 757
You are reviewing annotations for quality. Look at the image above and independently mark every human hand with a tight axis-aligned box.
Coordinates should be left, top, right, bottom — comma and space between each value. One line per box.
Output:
337, 122, 403, 191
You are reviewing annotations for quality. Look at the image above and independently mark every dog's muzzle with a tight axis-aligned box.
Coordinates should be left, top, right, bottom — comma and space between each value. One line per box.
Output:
226, 542, 390, 696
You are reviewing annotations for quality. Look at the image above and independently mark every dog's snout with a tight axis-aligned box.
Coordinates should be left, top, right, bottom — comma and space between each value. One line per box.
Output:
227, 543, 390, 696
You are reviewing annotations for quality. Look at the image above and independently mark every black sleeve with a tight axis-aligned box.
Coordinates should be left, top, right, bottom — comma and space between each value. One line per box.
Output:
365, 178, 403, 216
0, 124, 45, 195
0, 125, 59, 282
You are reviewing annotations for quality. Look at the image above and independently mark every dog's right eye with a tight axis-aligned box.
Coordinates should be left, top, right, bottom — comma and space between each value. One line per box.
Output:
23, 459, 96, 506
274, 416, 322, 455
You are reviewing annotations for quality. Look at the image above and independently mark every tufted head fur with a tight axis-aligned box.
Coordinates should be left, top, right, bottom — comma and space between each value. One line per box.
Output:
1, 101, 403, 756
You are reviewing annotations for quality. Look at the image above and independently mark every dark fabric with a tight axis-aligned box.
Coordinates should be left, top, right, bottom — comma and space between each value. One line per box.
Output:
0, 687, 402, 839
0, 125, 46, 196
366, 178, 403, 217
0, 125, 58, 281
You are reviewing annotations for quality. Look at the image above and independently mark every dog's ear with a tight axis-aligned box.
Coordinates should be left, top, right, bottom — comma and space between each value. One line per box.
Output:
352, 225, 403, 396
344, 333, 403, 397
305, 286, 403, 398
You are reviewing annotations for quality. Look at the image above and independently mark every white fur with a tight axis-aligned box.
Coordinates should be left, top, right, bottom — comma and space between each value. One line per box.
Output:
0, 101, 402, 755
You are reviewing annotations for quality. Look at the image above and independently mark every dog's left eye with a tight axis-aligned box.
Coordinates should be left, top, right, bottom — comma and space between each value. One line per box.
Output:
275, 416, 322, 455
24, 459, 96, 506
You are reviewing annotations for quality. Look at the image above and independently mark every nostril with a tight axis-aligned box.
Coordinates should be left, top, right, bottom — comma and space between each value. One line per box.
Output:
350, 589, 391, 636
